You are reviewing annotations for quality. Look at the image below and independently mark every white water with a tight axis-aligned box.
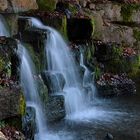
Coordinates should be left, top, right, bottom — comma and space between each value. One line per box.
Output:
80, 52, 96, 102
18, 43, 47, 140
30, 17, 88, 118
0, 15, 10, 37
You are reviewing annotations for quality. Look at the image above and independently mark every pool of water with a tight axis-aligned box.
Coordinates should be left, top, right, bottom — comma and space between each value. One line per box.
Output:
47, 81, 140, 140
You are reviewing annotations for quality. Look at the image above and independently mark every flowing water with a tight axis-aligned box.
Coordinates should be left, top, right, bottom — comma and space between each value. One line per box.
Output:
18, 42, 73, 140
17, 17, 140, 140
29, 17, 92, 119
0, 15, 10, 37
18, 43, 47, 140
80, 52, 96, 102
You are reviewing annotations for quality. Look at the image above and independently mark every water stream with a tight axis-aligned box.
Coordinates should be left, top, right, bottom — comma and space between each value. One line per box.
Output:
80, 51, 96, 102
1, 15, 140, 140
29, 17, 94, 119
0, 14, 10, 37
18, 43, 48, 140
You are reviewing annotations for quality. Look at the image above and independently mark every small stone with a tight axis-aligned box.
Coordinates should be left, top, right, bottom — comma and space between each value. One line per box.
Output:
104, 133, 114, 140
89, 3, 95, 10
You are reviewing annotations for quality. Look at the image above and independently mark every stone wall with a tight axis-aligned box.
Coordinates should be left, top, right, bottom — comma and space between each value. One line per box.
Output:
83, 2, 140, 52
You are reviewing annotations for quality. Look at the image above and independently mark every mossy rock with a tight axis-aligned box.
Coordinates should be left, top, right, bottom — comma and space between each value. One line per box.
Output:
133, 28, 140, 41
121, 4, 140, 22
0, 57, 6, 73
104, 55, 140, 76
37, 0, 57, 11
19, 93, 26, 116
43, 16, 67, 39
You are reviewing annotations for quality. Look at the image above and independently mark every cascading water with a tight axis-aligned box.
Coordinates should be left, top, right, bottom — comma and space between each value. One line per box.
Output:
80, 51, 96, 102
30, 17, 88, 118
18, 43, 48, 140
0, 14, 10, 37
18, 42, 63, 140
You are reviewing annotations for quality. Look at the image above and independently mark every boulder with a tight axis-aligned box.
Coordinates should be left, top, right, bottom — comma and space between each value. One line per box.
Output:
104, 133, 114, 140
0, 86, 25, 120
45, 95, 65, 122
41, 71, 65, 94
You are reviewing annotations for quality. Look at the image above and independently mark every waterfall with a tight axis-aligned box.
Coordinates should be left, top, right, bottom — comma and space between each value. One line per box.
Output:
80, 52, 96, 102
30, 17, 88, 118
18, 43, 47, 140
0, 14, 10, 37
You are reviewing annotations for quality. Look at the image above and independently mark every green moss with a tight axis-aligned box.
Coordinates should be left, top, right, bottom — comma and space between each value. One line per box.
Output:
121, 4, 140, 22
91, 17, 95, 37
24, 43, 42, 73
95, 66, 101, 80
0, 57, 5, 72
37, 0, 57, 11
59, 16, 68, 40
69, 3, 77, 15
133, 29, 140, 41
19, 94, 26, 116
43, 16, 68, 40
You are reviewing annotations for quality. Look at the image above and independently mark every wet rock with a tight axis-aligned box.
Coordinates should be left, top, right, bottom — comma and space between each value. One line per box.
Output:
104, 133, 114, 140
0, 86, 25, 120
45, 95, 65, 122
22, 107, 36, 140
41, 71, 65, 94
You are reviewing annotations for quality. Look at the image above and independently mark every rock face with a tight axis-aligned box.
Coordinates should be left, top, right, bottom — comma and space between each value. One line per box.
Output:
0, 87, 25, 120
41, 71, 65, 94
86, 2, 140, 50
0, 0, 38, 13
45, 95, 65, 122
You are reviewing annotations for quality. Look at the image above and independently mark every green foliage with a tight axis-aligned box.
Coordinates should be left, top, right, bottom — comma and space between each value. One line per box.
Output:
0, 121, 6, 129
112, 44, 123, 59
133, 29, 140, 41
37, 0, 57, 11
19, 94, 26, 116
95, 66, 101, 80
0, 57, 5, 72
121, 4, 140, 22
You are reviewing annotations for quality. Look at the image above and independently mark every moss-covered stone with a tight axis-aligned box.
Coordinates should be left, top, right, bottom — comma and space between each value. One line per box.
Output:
121, 4, 140, 22
133, 28, 140, 41
43, 16, 68, 39
37, 0, 57, 11
19, 93, 26, 116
